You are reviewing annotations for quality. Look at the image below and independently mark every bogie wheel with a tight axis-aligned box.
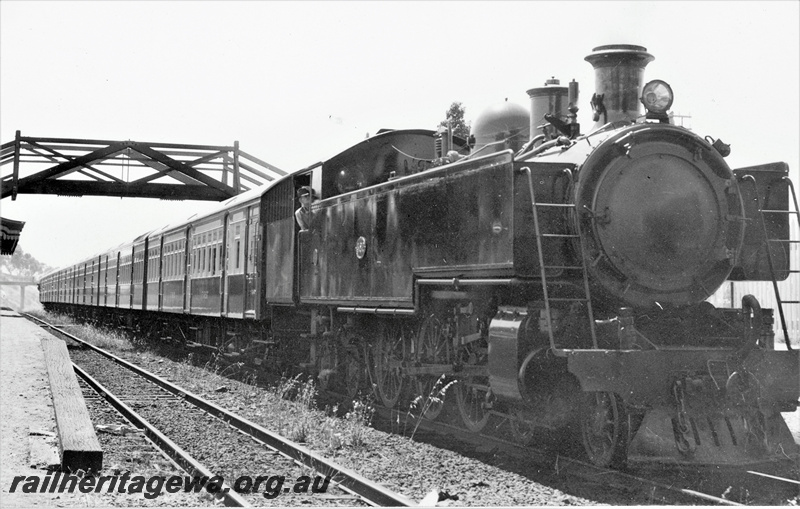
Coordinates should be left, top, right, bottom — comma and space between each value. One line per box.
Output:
580, 391, 628, 468
415, 314, 454, 421
373, 322, 410, 408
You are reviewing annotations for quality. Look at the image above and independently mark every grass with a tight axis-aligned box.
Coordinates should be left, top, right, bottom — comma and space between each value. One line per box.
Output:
272, 374, 318, 443
406, 374, 455, 440
163, 359, 377, 452
29, 310, 459, 457
28, 310, 136, 351
344, 394, 375, 448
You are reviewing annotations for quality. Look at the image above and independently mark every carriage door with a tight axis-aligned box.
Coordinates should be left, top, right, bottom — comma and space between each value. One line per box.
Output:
244, 204, 260, 319
183, 226, 193, 313
115, 252, 121, 307
226, 209, 247, 317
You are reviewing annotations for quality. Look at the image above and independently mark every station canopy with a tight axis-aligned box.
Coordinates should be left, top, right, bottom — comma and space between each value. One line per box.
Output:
0, 217, 24, 255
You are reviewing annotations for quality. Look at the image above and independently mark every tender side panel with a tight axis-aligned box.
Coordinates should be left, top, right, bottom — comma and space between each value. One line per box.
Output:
512, 161, 577, 277
300, 152, 515, 306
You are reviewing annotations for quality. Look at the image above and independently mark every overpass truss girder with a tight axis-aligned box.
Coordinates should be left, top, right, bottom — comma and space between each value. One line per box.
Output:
1, 132, 286, 201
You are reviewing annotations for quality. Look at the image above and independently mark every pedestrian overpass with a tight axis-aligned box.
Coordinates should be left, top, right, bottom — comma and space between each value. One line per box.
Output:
1, 131, 286, 201
0, 131, 287, 254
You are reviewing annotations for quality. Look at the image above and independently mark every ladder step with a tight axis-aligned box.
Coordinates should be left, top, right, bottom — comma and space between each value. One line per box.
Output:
549, 297, 589, 302
544, 265, 586, 270
541, 233, 580, 238
779, 301, 800, 304
767, 239, 800, 243
760, 209, 799, 214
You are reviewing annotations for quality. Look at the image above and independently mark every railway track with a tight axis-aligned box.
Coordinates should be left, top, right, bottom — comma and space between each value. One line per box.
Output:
75, 365, 250, 507
387, 411, 736, 505
369, 398, 800, 506
26, 314, 415, 507
29, 313, 799, 505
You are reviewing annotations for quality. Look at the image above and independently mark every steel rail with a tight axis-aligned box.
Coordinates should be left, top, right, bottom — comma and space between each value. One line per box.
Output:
747, 470, 800, 485
28, 314, 415, 507
72, 363, 250, 507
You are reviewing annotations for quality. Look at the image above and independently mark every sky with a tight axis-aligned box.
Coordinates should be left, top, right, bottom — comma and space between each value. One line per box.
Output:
1, 0, 798, 270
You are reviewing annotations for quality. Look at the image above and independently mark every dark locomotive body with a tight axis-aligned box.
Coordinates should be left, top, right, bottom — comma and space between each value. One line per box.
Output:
39, 44, 799, 469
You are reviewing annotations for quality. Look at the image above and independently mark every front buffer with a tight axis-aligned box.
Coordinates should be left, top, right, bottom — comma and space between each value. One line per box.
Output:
568, 347, 799, 467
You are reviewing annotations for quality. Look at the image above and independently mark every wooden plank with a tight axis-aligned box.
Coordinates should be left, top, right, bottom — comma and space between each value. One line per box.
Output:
40, 337, 102, 473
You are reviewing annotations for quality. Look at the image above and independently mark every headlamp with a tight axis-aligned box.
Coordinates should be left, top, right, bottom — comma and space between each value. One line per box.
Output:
640, 80, 674, 114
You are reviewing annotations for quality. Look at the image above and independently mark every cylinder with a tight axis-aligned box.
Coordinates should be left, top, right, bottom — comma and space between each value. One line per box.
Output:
584, 44, 654, 131
526, 77, 568, 141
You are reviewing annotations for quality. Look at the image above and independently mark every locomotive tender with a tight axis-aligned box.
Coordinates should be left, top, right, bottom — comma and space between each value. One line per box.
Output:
39, 44, 799, 468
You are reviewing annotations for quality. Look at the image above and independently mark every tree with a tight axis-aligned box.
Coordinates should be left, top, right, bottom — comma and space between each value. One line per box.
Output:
438, 102, 470, 140
0, 247, 51, 277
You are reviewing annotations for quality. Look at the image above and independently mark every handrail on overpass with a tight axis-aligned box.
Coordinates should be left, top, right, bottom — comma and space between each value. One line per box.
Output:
1, 131, 286, 201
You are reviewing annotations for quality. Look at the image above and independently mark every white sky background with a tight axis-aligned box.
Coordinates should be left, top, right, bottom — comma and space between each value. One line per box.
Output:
1, 0, 798, 269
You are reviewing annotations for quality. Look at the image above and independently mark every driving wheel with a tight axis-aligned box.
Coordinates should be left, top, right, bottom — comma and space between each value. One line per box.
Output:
415, 314, 453, 420
373, 321, 409, 407
455, 342, 491, 432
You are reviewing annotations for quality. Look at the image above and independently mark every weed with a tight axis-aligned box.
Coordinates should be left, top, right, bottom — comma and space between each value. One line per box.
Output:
268, 375, 318, 443
406, 374, 455, 440
34, 311, 135, 351
217, 361, 245, 378
344, 394, 375, 448
79, 325, 134, 351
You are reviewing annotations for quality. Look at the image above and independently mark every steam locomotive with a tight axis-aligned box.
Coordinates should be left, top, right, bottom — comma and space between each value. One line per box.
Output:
39, 44, 799, 468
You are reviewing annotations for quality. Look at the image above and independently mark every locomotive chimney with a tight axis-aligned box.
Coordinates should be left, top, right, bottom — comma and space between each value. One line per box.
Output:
584, 44, 654, 131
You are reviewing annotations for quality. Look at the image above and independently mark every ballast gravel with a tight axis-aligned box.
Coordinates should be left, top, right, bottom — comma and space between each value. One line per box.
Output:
101, 349, 600, 507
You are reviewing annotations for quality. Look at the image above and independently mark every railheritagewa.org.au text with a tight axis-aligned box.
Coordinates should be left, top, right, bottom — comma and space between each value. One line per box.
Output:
9, 472, 332, 499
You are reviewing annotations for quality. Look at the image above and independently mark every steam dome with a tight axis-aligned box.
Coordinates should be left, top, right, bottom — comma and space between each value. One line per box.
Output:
471, 101, 530, 156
